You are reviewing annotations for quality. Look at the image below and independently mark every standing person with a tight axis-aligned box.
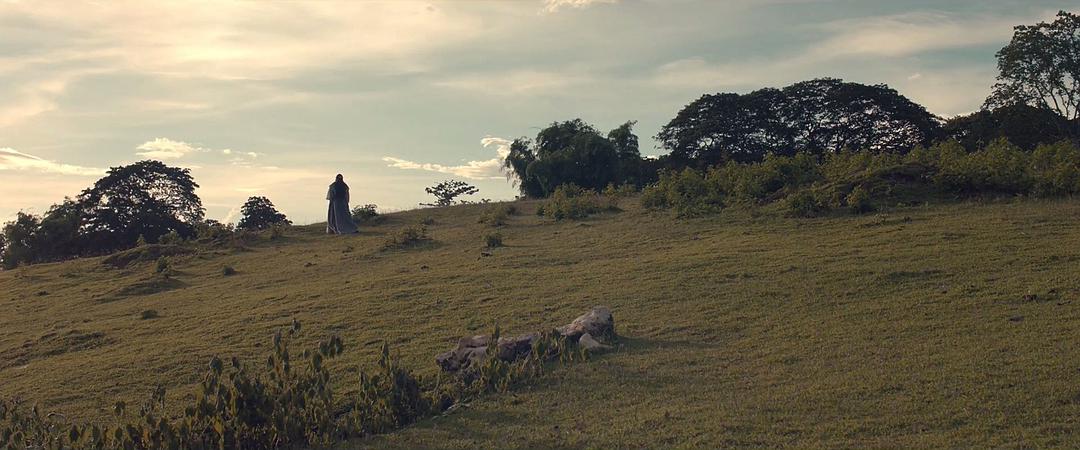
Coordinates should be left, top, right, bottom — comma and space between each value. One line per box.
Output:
326, 174, 359, 234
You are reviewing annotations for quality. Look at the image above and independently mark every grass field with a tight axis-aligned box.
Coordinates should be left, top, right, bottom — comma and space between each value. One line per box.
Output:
2, 197, 1079, 448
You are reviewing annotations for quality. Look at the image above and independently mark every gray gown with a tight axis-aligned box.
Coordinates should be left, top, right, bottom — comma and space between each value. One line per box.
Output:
326, 184, 359, 234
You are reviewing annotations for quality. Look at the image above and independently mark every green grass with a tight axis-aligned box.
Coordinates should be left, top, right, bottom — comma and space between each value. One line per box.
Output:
2, 197, 1080, 448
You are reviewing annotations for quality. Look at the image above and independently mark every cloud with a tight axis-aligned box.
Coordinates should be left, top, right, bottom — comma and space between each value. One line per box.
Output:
434, 70, 586, 95
135, 138, 207, 160
382, 137, 512, 180
135, 138, 262, 164
542, 0, 619, 14
810, 12, 1023, 59
0, 147, 105, 176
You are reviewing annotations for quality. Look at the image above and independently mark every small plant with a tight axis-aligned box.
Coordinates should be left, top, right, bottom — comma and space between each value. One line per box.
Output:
135, 234, 147, 246
140, 309, 159, 320
268, 222, 289, 240
418, 216, 436, 226
422, 180, 479, 207
154, 256, 171, 274
351, 204, 383, 224
484, 231, 504, 248
158, 230, 183, 246
222, 265, 237, 276
478, 204, 517, 227
383, 225, 430, 250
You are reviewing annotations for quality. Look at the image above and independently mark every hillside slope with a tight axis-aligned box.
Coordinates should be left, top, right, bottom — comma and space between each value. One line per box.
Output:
1, 198, 1079, 448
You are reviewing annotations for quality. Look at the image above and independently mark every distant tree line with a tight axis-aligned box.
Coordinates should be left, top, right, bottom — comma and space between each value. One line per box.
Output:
3, 12, 1076, 267
502, 11, 1079, 197
0, 161, 290, 269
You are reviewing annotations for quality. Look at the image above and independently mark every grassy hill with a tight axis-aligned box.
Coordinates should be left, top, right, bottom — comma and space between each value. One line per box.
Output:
2, 197, 1080, 448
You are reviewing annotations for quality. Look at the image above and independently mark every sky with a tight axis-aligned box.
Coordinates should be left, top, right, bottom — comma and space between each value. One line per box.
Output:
0, 0, 1074, 224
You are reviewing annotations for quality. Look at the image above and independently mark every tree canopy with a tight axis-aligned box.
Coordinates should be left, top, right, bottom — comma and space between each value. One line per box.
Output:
237, 196, 291, 230
986, 10, 1080, 137
657, 78, 940, 167
504, 119, 644, 197
78, 160, 204, 251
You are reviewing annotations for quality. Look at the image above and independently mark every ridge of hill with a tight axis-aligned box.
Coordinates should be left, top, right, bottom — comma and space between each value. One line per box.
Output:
2, 198, 1080, 448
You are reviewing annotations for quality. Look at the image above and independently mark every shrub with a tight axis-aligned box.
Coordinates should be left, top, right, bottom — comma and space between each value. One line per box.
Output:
846, 185, 876, 214
154, 256, 170, 274
537, 184, 604, 221
351, 204, 383, 224
478, 204, 517, 227
383, 225, 430, 250
140, 309, 159, 320
484, 232, 504, 248
785, 190, 828, 218
268, 222, 289, 240
0, 322, 598, 449
1028, 141, 1080, 196
158, 230, 183, 245
642, 168, 722, 217
222, 265, 237, 276
194, 219, 234, 245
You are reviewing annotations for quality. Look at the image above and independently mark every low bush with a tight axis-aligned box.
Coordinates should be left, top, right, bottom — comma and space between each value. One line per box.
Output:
0, 322, 597, 449
484, 232, 504, 248
642, 139, 1080, 218
383, 225, 430, 250
536, 184, 606, 221
222, 265, 236, 276
478, 204, 518, 227
158, 230, 183, 246
268, 222, 289, 240
154, 256, 170, 274
351, 204, 384, 225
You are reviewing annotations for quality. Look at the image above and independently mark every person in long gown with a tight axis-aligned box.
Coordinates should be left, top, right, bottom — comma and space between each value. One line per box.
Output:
326, 174, 359, 234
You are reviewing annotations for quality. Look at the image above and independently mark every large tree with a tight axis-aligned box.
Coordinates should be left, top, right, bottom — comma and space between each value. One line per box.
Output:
237, 196, 291, 230
986, 11, 1080, 136
945, 103, 1071, 151
657, 78, 940, 167
78, 160, 204, 251
504, 119, 641, 197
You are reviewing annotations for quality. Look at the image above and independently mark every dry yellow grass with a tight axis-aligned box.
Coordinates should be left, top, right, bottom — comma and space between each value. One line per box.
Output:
2, 197, 1080, 448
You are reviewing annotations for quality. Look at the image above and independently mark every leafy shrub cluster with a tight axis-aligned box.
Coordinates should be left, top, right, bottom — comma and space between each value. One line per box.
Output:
350, 204, 384, 225
642, 139, 1080, 217
484, 231, 504, 248
0, 322, 594, 449
477, 204, 518, 227
536, 184, 617, 221
382, 225, 430, 250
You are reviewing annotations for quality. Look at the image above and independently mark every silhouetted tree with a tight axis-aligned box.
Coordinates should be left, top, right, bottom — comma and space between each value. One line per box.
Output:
423, 180, 479, 206
1, 213, 40, 269
504, 119, 641, 197
78, 160, 204, 251
237, 196, 291, 230
944, 104, 1071, 151
657, 78, 940, 167
986, 11, 1080, 137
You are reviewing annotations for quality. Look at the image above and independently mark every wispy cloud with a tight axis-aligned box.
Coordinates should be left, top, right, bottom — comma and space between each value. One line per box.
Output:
135, 138, 207, 160
809, 12, 1024, 58
382, 137, 512, 180
434, 70, 586, 95
542, 0, 619, 14
0, 147, 105, 176
135, 138, 261, 165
